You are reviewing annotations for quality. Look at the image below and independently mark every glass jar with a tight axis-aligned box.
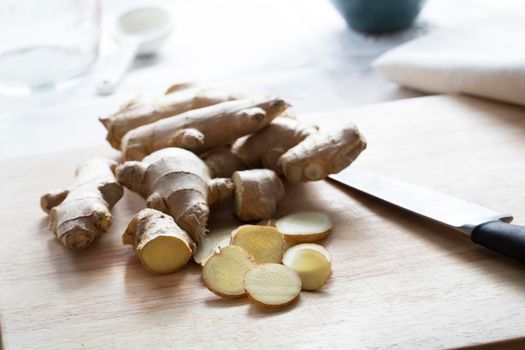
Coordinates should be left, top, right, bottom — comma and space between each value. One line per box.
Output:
0, 0, 100, 95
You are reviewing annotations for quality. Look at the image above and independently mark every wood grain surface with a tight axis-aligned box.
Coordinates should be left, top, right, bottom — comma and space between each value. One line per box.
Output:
1, 95, 525, 349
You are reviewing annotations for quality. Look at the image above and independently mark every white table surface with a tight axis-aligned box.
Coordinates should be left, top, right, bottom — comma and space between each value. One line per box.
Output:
1, 0, 523, 159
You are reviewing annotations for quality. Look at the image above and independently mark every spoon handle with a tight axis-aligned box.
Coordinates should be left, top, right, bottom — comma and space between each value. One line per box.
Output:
96, 39, 139, 95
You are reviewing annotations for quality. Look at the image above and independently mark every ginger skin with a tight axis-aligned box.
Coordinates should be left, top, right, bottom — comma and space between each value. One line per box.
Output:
123, 208, 195, 274
120, 96, 288, 161
202, 147, 246, 178
278, 123, 367, 182
100, 84, 243, 149
233, 119, 366, 182
41, 158, 123, 249
233, 118, 318, 170
116, 148, 234, 245
232, 169, 284, 221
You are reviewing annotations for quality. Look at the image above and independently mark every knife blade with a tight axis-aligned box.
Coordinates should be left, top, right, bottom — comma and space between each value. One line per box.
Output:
329, 168, 525, 263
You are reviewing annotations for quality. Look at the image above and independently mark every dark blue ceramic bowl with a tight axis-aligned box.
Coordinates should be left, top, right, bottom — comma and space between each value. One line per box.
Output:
331, 0, 426, 34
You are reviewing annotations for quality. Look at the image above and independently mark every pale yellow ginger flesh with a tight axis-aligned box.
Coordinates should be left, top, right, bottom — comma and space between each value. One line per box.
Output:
193, 226, 234, 266
121, 96, 288, 161
232, 169, 284, 221
230, 225, 284, 264
202, 245, 255, 298
277, 122, 367, 182
283, 244, 331, 290
40, 158, 123, 249
276, 211, 333, 243
123, 208, 195, 274
284, 243, 332, 262
244, 263, 301, 307
99, 84, 243, 149
232, 118, 318, 171
116, 147, 234, 245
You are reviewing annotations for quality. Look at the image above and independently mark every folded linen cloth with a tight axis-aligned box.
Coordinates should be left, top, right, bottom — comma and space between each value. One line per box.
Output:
373, 22, 525, 106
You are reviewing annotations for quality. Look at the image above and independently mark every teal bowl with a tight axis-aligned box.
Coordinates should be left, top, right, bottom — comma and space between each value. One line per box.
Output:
331, 0, 426, 34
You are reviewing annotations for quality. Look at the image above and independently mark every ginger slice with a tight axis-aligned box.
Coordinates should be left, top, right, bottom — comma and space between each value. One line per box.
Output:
276, 211, 333, 243
230, 225, 284, 264
202, 245, 255, 298
123, 209, 195, 274
193, 226, 234, 266
285, 243, 332, 262
244, 263, 301, 307
283, 244, 332, 290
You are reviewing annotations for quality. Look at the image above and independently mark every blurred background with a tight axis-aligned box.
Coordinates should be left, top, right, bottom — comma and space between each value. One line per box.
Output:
1, 0, 524, 157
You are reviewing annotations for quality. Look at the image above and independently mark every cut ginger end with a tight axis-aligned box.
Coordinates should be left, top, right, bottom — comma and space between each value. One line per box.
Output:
244, 263, 301, 307
202, 245, 255, 298
230, 225, 284, 264
137, 235, 193, 274
276, 211, 333, 243
283, 244, 331, 290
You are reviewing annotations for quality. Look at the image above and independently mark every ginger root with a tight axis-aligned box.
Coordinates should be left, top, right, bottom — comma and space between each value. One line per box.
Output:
278, 123, 367, 182
233, 118, 318, 170
100, 84, 242, 149
202, 245, 255, 298
283, 244, 332, 290
230, 225, 284, 264
123, 208, 195, 274
41, 158, 123, 249
244, 263, 301, 307
116, 147, 234, 245
234, 118, 366, 182
202, 147, 246, 178
276, 211, 333, 243
232, 169, 284, 221
121, 96, 288, 160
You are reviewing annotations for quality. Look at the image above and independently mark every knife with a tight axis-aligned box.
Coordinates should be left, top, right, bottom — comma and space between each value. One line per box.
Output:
329, 168, 525, 263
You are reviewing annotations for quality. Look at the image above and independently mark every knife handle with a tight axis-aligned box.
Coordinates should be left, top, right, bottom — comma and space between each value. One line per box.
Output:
471, 220, 525, 263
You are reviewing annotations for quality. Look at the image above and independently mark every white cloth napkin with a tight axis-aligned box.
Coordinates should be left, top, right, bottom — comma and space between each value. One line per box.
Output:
373, 22, 525, 106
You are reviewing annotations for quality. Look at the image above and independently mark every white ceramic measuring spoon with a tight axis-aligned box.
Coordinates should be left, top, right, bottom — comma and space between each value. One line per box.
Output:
96, 7, 172, 95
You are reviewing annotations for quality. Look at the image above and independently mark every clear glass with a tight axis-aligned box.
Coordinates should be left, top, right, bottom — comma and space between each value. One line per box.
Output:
0, 0, 100, 96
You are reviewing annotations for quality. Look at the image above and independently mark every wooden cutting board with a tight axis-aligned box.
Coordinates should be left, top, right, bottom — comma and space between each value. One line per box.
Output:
1, 95, 525, 350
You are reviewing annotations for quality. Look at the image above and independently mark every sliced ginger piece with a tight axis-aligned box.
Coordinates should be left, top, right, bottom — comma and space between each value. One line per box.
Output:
244, 263, 301, 307
283, 244, 331, 290
123, 208, 195, 274
276, 211, 333, 243
285, 243, 331, 262
231, 225, 284, 264
202, 245, 255, 298
193, 226, 234, 265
